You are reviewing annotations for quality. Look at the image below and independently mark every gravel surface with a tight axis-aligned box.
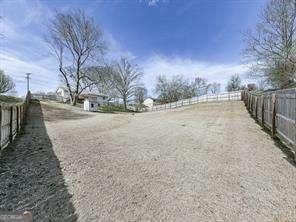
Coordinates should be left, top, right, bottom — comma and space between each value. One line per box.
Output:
1, 101, 296, 221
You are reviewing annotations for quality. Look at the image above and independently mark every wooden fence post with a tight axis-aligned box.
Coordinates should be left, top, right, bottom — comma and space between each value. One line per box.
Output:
261, 95, 265, 125
255, 97, 259, 119
247, 92, 249, 107
20, 106, 23, 126
295, 91, 296, 161
249, 94, 251, 111
9, 106, 13, 143
16, 106, 19, 132
250, 95, 253, 111
0, 106, 2, 150
249, 95, 252, 112
246, 93, 248, 109
271, 93, 277, 138
252, 95, 254, 112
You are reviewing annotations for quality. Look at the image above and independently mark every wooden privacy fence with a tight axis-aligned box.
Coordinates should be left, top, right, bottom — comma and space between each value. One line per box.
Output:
0, 92, 31, 150
150, 91, 242, 111
242, 89, 296, 152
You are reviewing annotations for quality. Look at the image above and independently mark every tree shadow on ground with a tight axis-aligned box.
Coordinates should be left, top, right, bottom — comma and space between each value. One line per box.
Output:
260, 126, 296, 168
41, 101, 91, 122
245, 108, 296, 168
0, 101, 77, 221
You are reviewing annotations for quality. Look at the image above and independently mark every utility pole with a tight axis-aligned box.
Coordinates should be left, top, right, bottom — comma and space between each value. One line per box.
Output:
25, 73, 31, 93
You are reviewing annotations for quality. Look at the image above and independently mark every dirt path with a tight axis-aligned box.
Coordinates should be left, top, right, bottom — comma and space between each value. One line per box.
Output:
1, 101, 296, 221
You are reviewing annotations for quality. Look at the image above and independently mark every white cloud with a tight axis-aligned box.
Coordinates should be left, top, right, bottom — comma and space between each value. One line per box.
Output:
1, 0, 52, 27
148, 0, 160, 6
0, 50, 59, 96
0, 0, 137, 96
0, 19, 17, 39
104, 32, 136, 61
141, 54, 252, 95
0, 0, 58, 96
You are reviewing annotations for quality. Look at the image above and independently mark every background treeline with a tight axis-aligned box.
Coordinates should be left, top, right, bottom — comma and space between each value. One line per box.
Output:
1, 0, 295, 108
154, 75, 220, 103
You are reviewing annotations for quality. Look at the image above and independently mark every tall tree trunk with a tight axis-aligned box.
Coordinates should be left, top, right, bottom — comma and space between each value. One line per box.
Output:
123, 97, 127, 111
71, 94, 78, 106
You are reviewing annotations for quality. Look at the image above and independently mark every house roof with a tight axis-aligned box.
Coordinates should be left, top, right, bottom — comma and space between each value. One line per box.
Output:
145, 97, 156, 101
80, 93, 108, 99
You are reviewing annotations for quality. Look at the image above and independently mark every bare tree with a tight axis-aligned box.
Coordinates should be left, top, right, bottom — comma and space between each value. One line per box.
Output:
209, 82, 221, 94
226, 74, 242, 92
91, 65, 119, 103
155, 74, 196, 103
0, 70, 15, 94
134, 86, 147, 104
110, 58, 142, 110
47, 10, 106, 105
194, 77, 208, 96
154, 75, 168, 103
155, 75, 181, 103
244, 0, 296, 88
181, 81, 196, 99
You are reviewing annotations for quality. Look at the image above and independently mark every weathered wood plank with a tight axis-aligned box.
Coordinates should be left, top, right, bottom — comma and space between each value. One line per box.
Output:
243, 89, 296, 152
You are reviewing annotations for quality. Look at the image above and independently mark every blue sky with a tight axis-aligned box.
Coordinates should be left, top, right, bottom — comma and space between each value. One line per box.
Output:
0, 0, 267, 96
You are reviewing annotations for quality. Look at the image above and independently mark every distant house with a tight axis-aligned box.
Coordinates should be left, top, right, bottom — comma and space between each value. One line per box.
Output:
143, 97, 155, 109
83, 93, 108, 111
84, 96, 98, 112
56, 87, 70, 102
81, 93, 108, 106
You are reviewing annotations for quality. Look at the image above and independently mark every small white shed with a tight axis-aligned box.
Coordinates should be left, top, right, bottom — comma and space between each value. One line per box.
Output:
84, 97, 98, 112
143, 98, 154, 109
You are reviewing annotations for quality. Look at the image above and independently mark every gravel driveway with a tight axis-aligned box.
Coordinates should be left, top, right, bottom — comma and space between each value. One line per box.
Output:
1, 101, 296, 221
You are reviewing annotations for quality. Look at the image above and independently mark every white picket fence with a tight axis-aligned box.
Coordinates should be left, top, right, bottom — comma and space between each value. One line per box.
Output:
150, 91, 242, 111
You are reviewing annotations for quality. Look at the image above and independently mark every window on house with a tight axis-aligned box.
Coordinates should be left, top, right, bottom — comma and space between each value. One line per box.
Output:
91, 103, 94, 108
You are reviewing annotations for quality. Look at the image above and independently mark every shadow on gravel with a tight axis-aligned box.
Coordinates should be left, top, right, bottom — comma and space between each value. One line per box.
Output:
260, 127, 296, 168
0, 101, 77, 221
274, 139, 296, 167
41, 102, 90, 122
246, 109, 296, 168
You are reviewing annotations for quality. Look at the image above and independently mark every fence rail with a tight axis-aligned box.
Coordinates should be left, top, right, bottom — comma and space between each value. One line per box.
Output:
150, 91, 242, 111
0, 92, 31, 150
242, 89, 296, 152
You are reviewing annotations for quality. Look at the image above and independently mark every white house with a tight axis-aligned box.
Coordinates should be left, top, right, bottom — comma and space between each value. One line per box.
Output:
84, 96, 98, 112
83, 93, 109, 111
143, 98, 155, 109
